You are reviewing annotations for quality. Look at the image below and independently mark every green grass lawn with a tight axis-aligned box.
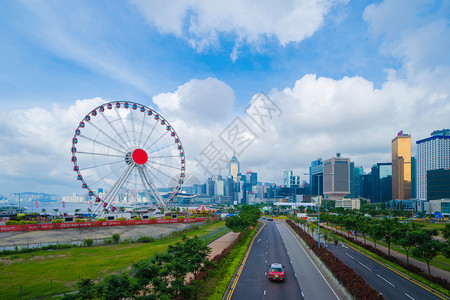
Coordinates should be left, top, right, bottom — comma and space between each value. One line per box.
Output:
1, 220, 225, 300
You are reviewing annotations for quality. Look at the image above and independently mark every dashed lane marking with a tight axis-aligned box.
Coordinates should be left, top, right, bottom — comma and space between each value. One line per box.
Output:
346, 253, 356, 260
405, 293, 415, 300
345, 243, 447, 300
359, 261, 371, 271
377, 274, 395, 287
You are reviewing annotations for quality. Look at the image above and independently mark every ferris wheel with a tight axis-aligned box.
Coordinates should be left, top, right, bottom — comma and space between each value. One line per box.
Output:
71, 101, 185, 217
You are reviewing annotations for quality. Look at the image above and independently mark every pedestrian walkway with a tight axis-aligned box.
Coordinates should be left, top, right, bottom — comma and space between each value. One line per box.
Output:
322, 224, 450, 281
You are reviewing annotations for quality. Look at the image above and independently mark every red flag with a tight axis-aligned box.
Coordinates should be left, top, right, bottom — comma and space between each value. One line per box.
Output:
35, 201, 38, 208
62, 201, 65, 208
397, 130, 403, 136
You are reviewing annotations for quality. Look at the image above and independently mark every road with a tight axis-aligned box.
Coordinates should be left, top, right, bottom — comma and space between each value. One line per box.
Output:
299, 223, 446, 300
227, 220, 339, 300
328, 242, 446, 300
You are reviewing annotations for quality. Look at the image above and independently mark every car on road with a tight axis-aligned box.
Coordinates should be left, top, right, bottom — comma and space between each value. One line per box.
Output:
267, 217, 273, 221
268, 263, 285, 281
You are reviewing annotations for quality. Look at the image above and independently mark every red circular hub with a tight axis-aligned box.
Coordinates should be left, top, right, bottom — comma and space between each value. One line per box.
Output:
132, 149, 148, 165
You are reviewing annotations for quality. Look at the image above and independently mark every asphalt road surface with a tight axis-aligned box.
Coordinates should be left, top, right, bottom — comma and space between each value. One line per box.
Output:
328, 242, 446, 300
228, 220, 339, 300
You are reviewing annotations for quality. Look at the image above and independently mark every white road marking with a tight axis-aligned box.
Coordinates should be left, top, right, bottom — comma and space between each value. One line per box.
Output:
264, 290, 266, 296
301, 292, 304, 297
359, 262, 371, 271
342, 244, 349, 249
266, 252, 268, 254
295, 273, 297, 278
346, 253, 356, 260
265, 272, 267, 276
257, 239, 261, 243
266, 260, 267, 263
377, 274, 395, 287
405, 293, 415, 300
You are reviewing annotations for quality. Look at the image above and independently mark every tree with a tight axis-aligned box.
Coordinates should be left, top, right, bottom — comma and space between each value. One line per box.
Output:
369, 223, 384, 249
412, 237, 443, 276
442, 223, 450, 241
225, 205, 261, 232
356, 216, 371, 244
75, 208, 81, 217
225, 215, 250, 232
332, 236, 342, 261
41, 208, 46, 214
379, 218, 401, 256
398, 229, 421, 265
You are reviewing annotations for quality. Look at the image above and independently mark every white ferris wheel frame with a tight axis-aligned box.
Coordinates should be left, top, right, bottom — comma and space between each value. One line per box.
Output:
71, 101, 185, 217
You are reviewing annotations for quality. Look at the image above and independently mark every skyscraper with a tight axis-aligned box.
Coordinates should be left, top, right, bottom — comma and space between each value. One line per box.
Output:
283, 170, 300, 188
417, 129, 450, 199
229, 154, 240, 182
371, 163, 392, 203
392, 132, 411, 200
323, 154, 350, 200
309, 158, 323, 196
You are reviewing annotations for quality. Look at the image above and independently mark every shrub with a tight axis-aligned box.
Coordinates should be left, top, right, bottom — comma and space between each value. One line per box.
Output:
133, 217, 141, 220
75, 219, 86, 222
83, 239, 94, 246
97, 218, 106, 221
51, 219, 63, 223
164, 216, 171, 219
150, 217, 157, 220
117, 217, 125, 221
178, 216, 185, 219
136, 236, 155, 243
112, 233, 120, 244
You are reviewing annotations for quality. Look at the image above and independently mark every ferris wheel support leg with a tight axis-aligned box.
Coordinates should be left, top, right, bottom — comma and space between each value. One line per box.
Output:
137, 166, 156, 210
142, 167, 167, 211
95, 164, 134, 217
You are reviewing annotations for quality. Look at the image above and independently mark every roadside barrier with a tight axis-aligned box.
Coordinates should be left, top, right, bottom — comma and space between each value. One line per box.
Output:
0, 217, 214, 232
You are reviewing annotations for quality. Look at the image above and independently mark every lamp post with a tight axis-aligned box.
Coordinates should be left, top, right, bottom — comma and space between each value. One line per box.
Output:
305, 172, 323, 247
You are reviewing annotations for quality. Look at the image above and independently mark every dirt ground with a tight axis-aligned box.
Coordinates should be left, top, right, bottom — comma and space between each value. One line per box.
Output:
0, 223, 193, 248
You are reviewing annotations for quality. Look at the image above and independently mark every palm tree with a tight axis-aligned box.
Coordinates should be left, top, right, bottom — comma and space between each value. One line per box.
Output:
53, 209, 59, 217
41, 208, 46, 214
74, 208, 81, 218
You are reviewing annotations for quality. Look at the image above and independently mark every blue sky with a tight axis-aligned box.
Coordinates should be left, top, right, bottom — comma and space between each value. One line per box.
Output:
1, 0, 394, 108
0, 0, 449, 195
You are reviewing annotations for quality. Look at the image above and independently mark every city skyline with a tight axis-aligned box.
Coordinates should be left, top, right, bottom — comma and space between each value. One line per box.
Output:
0, 1, 449, 195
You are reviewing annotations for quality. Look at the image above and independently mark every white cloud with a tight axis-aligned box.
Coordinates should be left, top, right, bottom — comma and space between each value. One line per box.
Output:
153, 77, 235, 125
0, 98, 105, 194
131, 0, 345, 52
363, 0, 450, 83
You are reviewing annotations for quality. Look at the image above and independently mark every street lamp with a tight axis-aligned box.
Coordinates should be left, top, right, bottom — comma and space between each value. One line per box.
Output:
304, 173, 322, 247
